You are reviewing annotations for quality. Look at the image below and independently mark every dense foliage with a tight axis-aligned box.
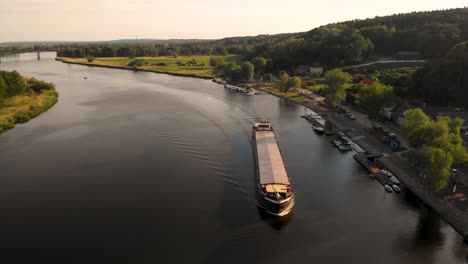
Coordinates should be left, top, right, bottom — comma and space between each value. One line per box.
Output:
323, 69, 352, 106
277, 73, 302, 94
411, 41, 468, 106
0, 70, 58, 133
345, 66, 419, 97
402, 109, 468, 191
128, 59, 147, 68
357, 82, 394, 121
216, 61, 254, 83
0, 71, 55, 101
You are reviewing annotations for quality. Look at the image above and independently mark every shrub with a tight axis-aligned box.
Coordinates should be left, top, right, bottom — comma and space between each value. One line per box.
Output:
28, 78, 55, 92
0, 122, 14, 132
13, 111, 31, 123
128, 59, 147, 68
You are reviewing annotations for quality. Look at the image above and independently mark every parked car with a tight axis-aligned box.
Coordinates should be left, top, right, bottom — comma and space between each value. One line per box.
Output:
374, 124, 383, 130
387, 132, 397, 139
349, 115, 356, 120
383, 129, 389, 134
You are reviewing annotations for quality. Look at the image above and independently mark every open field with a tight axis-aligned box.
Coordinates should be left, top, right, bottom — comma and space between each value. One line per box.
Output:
57, 55, 241, 78
0, 89, 58, 133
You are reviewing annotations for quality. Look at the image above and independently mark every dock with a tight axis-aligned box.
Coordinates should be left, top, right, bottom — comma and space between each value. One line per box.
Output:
354, 154, 394, 186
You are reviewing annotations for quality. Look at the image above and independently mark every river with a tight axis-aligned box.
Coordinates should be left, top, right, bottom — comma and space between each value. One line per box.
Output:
0, 52, 467, 264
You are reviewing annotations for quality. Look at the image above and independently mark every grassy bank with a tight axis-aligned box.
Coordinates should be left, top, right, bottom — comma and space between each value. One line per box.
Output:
244, 82, 322, 105
0, 82, 58, 134
57, 55, 240, 79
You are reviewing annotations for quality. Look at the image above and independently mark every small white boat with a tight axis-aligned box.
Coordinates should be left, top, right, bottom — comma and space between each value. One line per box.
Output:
337, 144, 352, 151
384, 185, 393, 193
311, 123, 325, 134
382, 169, 400, 185
392, 185, 401, 193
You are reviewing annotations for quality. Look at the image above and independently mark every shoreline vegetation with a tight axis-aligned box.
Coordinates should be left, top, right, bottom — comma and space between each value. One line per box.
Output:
56, 55, 239, 79
0, 71, 58, 134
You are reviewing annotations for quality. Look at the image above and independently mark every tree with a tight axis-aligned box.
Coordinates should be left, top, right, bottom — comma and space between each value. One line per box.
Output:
251, 56, 267, 74
266, 73, 273, 82
402, 108, 430, 147
128, 59, 147, 68
220, 62, 241, 83
357, 82, 394, 122
240, 62, 254, 82
209, 57, 225, 67
401, 109, 468, 190
323, 69, 352, 106
287, 76, 302, 93
424, 146, 453, 191
86, 55, 94, 63
278, 72, 290, 94
214, 46, 228, 55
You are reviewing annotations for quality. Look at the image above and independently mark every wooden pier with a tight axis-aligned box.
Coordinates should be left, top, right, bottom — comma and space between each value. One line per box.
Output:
354, 154, 394, 186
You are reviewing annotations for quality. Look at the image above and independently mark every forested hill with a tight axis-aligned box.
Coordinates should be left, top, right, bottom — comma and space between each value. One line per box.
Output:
56, 7, 468, 70
340, 8, 468, 56
254, 7, 468, 70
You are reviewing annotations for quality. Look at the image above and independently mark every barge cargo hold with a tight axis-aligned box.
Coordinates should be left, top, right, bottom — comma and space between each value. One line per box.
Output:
253, 121, 295, 216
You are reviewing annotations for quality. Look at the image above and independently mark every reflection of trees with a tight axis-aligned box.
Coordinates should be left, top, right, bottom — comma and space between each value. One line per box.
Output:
451, 235, 468, 263
416, 208, 443, 243
397, 189, 423, 210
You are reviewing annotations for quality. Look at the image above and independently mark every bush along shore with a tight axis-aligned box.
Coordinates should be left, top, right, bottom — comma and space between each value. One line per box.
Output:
0, 70, 59, 133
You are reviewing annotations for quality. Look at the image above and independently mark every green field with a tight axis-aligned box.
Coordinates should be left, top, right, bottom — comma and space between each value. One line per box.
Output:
57, 55, 241, 78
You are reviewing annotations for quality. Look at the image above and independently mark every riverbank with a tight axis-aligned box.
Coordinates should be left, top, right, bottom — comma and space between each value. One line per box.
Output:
56, 55, 238, 79
250, 83, 468, 241
0, 80, 58, 134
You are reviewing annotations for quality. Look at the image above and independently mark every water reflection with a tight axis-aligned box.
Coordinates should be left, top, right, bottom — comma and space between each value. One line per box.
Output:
1, 52, 468, 264
257, 207, 292, 231
416, 208, 443, 243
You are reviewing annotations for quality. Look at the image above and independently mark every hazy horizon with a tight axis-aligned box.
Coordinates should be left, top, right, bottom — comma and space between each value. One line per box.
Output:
1, 0, 467, 42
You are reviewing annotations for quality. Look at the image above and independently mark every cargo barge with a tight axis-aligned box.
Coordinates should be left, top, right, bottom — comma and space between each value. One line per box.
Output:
253, 121, 295, 216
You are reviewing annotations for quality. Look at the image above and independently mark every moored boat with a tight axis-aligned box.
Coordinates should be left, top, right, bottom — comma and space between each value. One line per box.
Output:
311, 122, 325, 134
253, 121, 295, 216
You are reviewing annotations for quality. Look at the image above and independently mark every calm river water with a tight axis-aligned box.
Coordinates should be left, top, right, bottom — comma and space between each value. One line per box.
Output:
0, 52, 467, 264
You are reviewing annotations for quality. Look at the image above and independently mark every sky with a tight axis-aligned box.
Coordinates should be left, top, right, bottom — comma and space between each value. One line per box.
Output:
1, 0, 467, 42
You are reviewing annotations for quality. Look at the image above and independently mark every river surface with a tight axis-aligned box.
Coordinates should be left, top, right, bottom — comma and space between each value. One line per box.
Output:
0, 52, 467, 264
